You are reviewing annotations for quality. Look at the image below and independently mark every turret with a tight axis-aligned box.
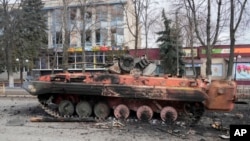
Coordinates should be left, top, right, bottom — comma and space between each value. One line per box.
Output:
108, 54, 157, 76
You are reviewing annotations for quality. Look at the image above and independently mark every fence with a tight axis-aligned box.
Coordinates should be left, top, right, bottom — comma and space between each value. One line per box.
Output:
237, 85, 250, 99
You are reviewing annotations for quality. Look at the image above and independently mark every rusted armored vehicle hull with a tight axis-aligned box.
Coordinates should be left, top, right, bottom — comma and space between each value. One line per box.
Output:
23, 72, 237, 123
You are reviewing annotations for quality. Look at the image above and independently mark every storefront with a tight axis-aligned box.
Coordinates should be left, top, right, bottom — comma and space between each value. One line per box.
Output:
198, 45, 250, 82
232, 57, 250, 85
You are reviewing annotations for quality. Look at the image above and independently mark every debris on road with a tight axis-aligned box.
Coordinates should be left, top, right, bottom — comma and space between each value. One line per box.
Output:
235, 113, 244, 119
219, 134, 230, 139
211, 121, 229, 131
94, 119, 125, 129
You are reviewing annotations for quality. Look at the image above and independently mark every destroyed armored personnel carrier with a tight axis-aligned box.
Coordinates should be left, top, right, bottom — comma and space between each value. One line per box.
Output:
23, 54, 237, 123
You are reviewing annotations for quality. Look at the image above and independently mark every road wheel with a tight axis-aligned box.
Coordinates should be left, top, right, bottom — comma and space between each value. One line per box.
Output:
136, 105, 153, 121
76, 101, 92, 118
94, 102, 110, 119
114, 104, 130, 120
58, 100, 74, 117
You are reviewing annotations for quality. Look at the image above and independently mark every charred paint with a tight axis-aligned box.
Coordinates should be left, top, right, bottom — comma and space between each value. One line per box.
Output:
205, 80, 236, 111
23, 72, 236, 112
94, 74, 120, 84
100, 84, 207, 102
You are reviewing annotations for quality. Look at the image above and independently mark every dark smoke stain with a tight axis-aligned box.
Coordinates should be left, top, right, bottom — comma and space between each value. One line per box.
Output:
94, 74, 120, 84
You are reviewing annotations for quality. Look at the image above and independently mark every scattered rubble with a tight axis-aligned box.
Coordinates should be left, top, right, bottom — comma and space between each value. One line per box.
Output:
235, 113, 244, 119
219, 134, 230, 139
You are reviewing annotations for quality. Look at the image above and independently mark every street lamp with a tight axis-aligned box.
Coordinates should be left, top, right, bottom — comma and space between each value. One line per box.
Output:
16, 58, 29, 86
234, 55, 241, 81
16, 58, 20, 72
25, 59, 29, 72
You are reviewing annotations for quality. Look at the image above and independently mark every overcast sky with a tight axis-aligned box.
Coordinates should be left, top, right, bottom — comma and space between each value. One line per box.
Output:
144, 0, 250, 48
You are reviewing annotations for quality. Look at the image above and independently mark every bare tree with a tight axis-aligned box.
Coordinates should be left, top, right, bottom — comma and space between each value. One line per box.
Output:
0, 0, 22, 87
80, 0, 87, 73
186, 0, 222, 81
77, 0, 98, 73
123, 0, 143, 57
183, 2, 196, 76
227, 0, 248, 80
62, 0, 71, 72
140, 0, 158, 57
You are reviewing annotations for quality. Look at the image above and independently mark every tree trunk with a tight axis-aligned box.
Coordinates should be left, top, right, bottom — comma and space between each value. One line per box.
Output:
226, 0, 247, 80
20, 60, 23, 86
144, 0, 149, 57
62, 0, 69, 73
81, 4, 86, 73
7, 44, 14, 87
190, 24, 196, 76
134, 3, 139, 57
206, 0, 212, 82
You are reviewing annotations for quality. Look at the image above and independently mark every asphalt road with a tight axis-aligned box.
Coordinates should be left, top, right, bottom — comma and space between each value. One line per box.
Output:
2, 96, 249, 141
0, 97, 202, 141
0, 87, 249, 141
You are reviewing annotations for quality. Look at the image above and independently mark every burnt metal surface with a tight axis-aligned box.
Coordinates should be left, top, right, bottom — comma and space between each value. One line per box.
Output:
24, 80, 207, 102
101, 85, 207, 102
23, 69, 237, 116
94, 74, 120, 84
205, 80, 236, 111
21, 55, 238, 123
24, 73, 234, 102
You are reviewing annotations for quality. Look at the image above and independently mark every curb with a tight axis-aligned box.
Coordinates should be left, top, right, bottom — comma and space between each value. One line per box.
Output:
0, 95, 36, 98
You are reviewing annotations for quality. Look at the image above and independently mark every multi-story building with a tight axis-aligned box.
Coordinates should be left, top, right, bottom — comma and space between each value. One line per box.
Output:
35, 0, 139, 73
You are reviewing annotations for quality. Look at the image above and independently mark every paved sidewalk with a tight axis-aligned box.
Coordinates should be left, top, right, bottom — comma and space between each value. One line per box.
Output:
0, 87, 34, 98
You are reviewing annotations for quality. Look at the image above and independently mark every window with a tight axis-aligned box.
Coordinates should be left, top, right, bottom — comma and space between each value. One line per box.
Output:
53, 9, 62, 29
101, 29, 108, 45
110, 28, 124, 46
185, 67, 200, 76
86, 51, 94, 68
111, 4, 123, 22
96, 6, 107, 22
96, 29, 101, 44
81, 30, 91, 43
70, 8, 77, 21
56, 32, 62, 44
86, 10, 92, 21
212, 64, 223, 77
95, 52, 104, 63
70, 31, 77, 46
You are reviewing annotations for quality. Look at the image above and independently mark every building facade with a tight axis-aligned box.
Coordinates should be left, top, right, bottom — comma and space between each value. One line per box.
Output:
183, 44, 250, 84
34, 0, 139, 72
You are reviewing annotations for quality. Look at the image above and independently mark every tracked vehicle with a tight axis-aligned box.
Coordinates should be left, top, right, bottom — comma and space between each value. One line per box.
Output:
23, 55, 237, 123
